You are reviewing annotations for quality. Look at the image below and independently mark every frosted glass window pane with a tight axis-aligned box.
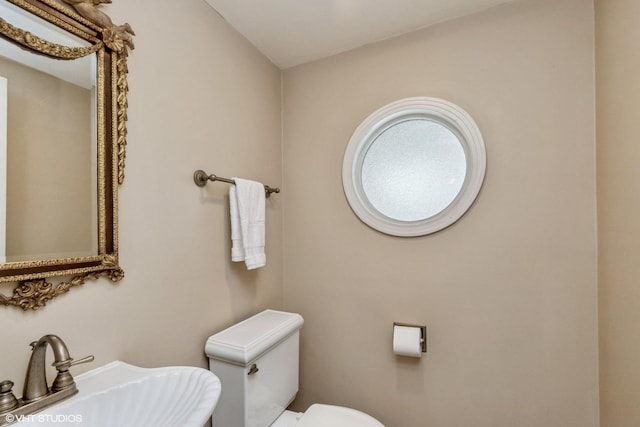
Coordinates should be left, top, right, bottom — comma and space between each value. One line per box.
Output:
361, 119, 466, 221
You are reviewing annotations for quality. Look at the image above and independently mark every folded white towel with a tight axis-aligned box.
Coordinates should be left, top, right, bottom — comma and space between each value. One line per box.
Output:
229, 178, 266, 270
229, 185, 245, 262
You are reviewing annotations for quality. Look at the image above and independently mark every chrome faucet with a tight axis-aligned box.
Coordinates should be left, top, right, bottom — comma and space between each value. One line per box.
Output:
0, 335, 93, 426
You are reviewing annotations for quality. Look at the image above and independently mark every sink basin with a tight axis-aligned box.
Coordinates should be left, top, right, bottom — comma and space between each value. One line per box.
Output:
12, 361, 221, 427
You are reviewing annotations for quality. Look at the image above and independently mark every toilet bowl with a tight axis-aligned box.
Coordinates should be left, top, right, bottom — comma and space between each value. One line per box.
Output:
205, 309, 384, 427
274, 404, 384, 427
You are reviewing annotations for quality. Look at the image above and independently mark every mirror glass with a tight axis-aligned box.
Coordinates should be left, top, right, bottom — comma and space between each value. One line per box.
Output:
0, 1, 98, 263
343, 97, 486, 237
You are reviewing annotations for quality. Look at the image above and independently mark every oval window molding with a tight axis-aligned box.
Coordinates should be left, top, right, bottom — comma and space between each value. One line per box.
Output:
342, 97, 486, 237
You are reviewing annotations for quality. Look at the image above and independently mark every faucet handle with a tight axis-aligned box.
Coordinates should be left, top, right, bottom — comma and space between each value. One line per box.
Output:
0, 380, 19, 413
51, 355, 94, 393
52, 354, 95, 371
69, 355, 95, 368
0, 381, 13, 394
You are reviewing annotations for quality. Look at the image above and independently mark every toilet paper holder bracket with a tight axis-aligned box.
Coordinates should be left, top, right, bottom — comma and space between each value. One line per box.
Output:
393, 322, 427, 353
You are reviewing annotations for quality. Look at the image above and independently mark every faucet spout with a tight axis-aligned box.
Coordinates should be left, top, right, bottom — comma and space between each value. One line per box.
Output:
22, 335, 76, 403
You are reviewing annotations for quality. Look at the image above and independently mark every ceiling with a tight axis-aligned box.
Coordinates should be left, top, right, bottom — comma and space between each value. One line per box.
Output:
203, 0, 517, 69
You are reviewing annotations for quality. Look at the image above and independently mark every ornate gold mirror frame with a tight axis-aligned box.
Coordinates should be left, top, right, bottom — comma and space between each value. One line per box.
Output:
0, 0, 133, 310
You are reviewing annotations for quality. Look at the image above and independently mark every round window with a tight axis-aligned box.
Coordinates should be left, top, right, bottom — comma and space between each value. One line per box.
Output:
342, 97, 486, 237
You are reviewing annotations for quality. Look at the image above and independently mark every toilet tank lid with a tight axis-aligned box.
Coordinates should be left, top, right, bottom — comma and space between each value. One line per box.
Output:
205, 309, 304, 365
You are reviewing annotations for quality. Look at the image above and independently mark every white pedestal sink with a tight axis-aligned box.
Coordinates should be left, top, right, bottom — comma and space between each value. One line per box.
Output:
11, 361, 221, 427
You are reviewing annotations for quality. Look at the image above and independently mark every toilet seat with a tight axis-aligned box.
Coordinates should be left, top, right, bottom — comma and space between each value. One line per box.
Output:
295, 404, 384, 427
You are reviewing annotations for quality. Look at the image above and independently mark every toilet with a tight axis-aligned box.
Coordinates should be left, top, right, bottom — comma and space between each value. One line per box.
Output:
205, 309, 384, 427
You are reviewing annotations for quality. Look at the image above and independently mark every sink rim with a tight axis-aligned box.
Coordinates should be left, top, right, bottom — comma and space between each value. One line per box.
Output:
72, 360, 220, 397
14, 361, 221, 427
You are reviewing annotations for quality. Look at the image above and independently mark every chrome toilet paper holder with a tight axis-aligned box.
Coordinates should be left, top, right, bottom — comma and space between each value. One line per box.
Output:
393, 322, 427, 353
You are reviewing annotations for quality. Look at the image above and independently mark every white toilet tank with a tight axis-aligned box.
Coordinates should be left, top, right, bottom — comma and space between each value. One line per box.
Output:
205, 309, 305, 427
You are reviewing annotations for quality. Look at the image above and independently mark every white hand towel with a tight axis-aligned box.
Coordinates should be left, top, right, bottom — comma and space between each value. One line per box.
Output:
229, 185, 245, 262
230, 178, 266, 270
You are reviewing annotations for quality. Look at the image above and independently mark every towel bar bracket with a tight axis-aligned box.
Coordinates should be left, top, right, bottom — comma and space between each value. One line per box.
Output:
193, 169, 280, 198
193, 170, 209, 187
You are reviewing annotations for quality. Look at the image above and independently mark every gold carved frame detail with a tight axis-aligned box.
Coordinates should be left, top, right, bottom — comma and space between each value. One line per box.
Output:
0, 0, 134, 310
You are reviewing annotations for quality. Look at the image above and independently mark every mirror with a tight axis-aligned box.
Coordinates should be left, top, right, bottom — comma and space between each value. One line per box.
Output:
0, 0, 134, 310
343, 97, 486, 237
0, 5, 98, 263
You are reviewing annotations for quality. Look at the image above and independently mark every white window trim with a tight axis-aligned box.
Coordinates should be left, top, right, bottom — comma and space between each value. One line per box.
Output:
342, 96, 486, 237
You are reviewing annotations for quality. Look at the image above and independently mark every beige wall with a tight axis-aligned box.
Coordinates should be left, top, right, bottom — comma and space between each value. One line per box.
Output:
282, 1, 598, 426
596, 1, 640, 426
0, 0, 283, 397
